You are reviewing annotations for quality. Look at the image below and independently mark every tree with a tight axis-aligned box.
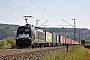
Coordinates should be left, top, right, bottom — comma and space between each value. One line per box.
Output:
0, 37, 16, 49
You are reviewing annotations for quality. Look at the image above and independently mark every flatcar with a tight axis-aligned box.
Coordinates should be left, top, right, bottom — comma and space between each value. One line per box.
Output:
16, 24, 45, 48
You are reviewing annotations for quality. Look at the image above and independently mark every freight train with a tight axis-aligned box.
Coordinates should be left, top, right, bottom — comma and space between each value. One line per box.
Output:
16, 24, 80, 48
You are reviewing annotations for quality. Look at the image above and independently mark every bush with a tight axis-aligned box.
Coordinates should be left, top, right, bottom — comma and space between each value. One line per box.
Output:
0, 37, 16, 49
40, 46, 90, 60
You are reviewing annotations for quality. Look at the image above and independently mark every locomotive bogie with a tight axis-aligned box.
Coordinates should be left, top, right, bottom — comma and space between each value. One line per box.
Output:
16, 39, 31, 48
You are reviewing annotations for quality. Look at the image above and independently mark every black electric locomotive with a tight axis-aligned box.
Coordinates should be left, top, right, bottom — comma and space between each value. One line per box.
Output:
16, 24, 46, 48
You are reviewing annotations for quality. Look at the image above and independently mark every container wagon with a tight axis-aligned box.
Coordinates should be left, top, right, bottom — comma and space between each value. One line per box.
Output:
45, 31, 53, 46
52, 32, 57, 46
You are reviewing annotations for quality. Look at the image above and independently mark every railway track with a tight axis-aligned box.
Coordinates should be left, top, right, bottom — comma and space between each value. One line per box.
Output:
0, 46, 66, 58
0, 45, 81, 60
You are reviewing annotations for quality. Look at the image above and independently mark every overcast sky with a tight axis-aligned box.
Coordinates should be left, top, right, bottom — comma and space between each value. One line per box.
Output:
0, 0, 90, 29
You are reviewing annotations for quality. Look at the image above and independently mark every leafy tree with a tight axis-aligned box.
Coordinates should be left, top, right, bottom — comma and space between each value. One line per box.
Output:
0, 37, 16, 49
6, 37, 16, 48
0, 40, 12, 49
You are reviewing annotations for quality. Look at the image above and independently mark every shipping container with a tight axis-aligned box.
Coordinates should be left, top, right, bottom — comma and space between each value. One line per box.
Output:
63, 37, 66, 44
74, 41, 79, 44
56, 35, 60, 46
72, 40, 75, 44
59, 35, 66, 45
66, 38, 68, 44
45, 31, 52, 42
66, 38, 72, 44
52, 32, 57, 43
56, 35, 59, 43
60, 35, 64, 44
81, 40, 85, 44
69, 39, 72, 44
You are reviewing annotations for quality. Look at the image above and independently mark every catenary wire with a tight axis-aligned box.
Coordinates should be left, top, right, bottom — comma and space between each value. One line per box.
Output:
6, 0, 33, 15
35, 0, 75, 27
0, 1, 25, 15
30, 0, 59, 24
35, 0, 63, 24
6, 0, 47, 22
1, 0, 60, 26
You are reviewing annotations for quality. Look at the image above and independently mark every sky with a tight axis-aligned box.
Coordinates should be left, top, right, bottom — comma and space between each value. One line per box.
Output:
0, 0, 90, 29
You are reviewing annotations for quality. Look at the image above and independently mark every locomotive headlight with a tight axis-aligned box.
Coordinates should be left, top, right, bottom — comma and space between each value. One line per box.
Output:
17, 38, 18, 39
29, 38, 31, 39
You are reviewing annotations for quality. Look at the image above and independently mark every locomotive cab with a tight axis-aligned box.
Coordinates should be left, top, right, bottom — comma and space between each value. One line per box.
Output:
16, 23, 46, 48
16, 24, 33, 47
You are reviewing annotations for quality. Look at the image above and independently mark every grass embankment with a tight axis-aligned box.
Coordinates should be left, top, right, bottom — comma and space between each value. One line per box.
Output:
40, 46, 90, 60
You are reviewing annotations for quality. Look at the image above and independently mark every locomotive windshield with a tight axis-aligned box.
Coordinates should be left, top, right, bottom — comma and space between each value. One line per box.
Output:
17, 26, 31, 38
18, 28, 24, 34
18, 27, 31, 34
25, 29, 30, 34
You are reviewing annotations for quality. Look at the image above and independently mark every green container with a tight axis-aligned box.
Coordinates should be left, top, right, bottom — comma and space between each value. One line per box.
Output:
45, 32, 52, 42
52, 33, 56, 43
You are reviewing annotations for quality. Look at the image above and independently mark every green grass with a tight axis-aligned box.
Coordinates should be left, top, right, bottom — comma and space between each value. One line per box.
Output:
40, 46, 90, 60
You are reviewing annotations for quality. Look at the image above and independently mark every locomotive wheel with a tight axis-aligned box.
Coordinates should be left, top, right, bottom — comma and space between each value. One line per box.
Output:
31, 45, 34, 49
39, 44, 42, 48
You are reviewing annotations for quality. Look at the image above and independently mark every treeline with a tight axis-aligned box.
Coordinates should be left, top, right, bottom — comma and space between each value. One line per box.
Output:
0, 37, 16, 49
0, 23, 19, 30
0, 23, 19, 40
42, 27, 90, 41
0, 28, 16, 40
0, 23, 90, 41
